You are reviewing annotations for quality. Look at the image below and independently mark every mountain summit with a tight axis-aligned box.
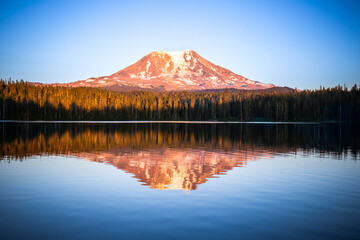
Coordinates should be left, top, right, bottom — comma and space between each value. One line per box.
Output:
68, 49, 276, 91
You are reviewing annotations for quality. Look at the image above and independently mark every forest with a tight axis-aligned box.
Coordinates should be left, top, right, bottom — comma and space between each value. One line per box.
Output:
0, 79, 359, 121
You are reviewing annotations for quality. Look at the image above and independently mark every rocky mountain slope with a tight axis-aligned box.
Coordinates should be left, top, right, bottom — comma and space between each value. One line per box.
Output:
64, 49, 276, 91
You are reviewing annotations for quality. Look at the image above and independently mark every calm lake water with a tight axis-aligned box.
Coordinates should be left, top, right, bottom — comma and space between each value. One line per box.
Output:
0, 122, 359, 240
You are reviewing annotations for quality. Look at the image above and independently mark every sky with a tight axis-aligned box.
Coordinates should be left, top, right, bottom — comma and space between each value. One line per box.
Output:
0, 0, 359, 89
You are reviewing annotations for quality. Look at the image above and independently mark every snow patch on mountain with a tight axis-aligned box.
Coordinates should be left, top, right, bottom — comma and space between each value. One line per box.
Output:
146, 61, 151, 72
166, 50, 187, 71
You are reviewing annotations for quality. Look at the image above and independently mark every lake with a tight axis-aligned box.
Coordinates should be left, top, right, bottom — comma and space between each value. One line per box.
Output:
0, 122, 359, 239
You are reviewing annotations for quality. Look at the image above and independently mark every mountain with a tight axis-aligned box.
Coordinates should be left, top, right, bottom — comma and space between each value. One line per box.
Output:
65, 49, 276, 91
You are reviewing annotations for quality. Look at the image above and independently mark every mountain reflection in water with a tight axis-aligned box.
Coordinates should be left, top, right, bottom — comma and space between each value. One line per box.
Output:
73, 149, 267, 190
1, 123, 359, 190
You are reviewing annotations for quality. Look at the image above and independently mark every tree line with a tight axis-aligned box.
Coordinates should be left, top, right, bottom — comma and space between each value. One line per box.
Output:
0, 79, 359, 121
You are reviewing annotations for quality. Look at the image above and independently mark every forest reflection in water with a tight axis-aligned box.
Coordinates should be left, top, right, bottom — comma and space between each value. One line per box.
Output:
1, 122, 359, 191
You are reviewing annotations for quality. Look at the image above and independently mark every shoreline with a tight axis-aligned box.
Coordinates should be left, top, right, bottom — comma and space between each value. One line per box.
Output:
0, 120, 324, 124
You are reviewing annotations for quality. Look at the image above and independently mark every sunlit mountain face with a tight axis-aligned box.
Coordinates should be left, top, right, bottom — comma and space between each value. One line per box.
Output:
1, 123, 358, 190
56, 49, 276, 91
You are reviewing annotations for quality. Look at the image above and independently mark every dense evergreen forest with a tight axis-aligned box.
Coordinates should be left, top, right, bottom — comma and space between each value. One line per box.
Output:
1, 79, 359, 121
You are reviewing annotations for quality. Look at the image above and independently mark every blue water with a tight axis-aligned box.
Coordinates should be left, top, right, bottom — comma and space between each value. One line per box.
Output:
0, 123, 359, 239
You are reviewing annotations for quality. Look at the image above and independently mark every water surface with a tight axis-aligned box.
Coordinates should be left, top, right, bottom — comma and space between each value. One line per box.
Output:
0, 123, 359, 239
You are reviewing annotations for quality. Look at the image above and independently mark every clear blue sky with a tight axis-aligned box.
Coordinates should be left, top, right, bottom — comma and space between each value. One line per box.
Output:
0, 0, 359, 89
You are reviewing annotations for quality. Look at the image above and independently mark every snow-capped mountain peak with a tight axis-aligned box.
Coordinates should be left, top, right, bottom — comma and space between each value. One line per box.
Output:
66, 49, 276, 91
